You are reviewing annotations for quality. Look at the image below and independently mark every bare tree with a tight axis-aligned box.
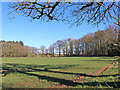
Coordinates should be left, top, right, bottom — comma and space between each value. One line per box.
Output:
1, 42, 29, 57
56, 40, 63, 57
8, 0, 119, 26
67, 38, 74, 56
45, 49, 48, 57
64, 40, 69, 56
48, 43, 55, 57
73, 39, 81, 56
40, 45, 46, 56
29, 47, 38, 54
70, 1, 119, 26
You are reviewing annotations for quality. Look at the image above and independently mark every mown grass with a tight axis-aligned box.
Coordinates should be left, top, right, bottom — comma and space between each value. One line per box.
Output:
1, 57, 119, 88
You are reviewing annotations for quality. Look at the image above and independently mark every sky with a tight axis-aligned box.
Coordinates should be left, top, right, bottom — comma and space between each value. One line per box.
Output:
2, 2, 107, 48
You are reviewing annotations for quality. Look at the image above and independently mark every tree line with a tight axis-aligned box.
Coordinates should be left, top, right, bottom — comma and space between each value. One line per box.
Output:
0, 25, 119, 57
0, 41, 28, 57
1, 40, 24, 46
40, 25, 119, 57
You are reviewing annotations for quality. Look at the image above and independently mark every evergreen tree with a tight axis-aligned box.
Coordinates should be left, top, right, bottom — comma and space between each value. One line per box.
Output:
19, 41, 24, 46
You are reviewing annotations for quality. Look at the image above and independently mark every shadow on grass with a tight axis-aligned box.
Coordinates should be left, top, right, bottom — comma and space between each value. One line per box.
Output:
17, 71, 120, 88
2, 63, 120, 88
83, 60, 113, 62
3, 63, 119, 78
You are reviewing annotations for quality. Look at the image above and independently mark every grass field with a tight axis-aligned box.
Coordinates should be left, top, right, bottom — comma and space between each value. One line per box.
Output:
1, 57, 119, 88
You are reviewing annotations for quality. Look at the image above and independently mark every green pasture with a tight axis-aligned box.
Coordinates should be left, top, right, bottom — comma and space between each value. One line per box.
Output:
1, 57, 119, 88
